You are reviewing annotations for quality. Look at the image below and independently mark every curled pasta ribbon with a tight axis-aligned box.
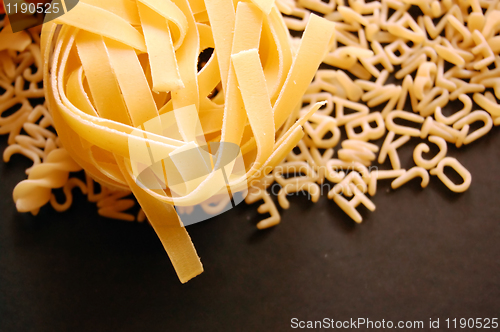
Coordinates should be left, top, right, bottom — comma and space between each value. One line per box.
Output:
39, 0, 336, 282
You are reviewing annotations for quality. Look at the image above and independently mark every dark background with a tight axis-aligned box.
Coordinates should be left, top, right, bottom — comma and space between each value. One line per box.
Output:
0, 126, 499, 331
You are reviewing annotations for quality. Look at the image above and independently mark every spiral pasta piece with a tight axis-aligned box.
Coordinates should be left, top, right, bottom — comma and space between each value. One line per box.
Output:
13, 148, 82, 214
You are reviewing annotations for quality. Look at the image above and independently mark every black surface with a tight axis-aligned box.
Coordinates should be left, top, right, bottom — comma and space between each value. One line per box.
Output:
0, 128, 499, 332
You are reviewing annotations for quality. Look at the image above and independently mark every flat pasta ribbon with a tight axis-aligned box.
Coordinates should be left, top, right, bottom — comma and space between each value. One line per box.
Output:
37, 0, 335, 283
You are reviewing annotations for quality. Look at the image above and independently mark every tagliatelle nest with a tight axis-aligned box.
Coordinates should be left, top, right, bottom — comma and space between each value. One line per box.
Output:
5, 0, 500, 285
13, 0, 335, 282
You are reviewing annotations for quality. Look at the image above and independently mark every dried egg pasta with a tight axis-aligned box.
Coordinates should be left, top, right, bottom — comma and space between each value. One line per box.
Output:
2, 0, 500, 283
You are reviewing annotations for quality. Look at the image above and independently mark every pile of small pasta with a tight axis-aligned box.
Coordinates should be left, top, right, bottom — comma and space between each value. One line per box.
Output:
1, 0, 500, 280
260, 0, 499, 225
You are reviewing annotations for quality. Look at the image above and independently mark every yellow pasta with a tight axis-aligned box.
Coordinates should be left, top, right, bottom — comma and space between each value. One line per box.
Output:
25, 0, 335, 283
250, 0, 499, 224
13, 148, 82, 214
2, 0, 500, 284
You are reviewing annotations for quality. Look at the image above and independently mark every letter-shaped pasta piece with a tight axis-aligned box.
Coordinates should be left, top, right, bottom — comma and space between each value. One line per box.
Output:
329, 177, 375, 223
336, 71, 364, 102
357, 70, 389, 94
449, 79, 485, 100
434, 38, 465, 66
416, 87, 449, 117
278, 181, 320, 209
368, 169, 406, 196
481, 77, 500, 99
245, 176, 281, 229
384, 39, 413, 65
386, 13, 425, 44
97, 190, 136, 222
338, 140, 378, 167
301, 93, 334, 116
309, 147, 334, 184
413, 135, 447, 170
473, 92, 500, 118
363, 85, 402, 117
345, 112, 386, 141
434, 94, 472, 125
420, 116, 468, 147
430, 157, 471, 193
435, 58, 457, 92
328, 171, 367, 197
286, 140, 316, 165
396, 75, 419, 111
468, 10, 484, 30
273, 161, 319, 186
49, 177, 88, 212
385, 110, 424, 137
326, 159, 370, 183
378, 131, 410, 170
481, 9, 500, 39
307, 70, 343, 97
331, 96, 369, 126
452, 110, 493, 145
471, 30, 495, 69
303, 112, 341, 149
299, 0, 335, 15
359, 41, 394, 77
391, 167, 430, 189
283, 6, 310, 31
413, 62, 437, 100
